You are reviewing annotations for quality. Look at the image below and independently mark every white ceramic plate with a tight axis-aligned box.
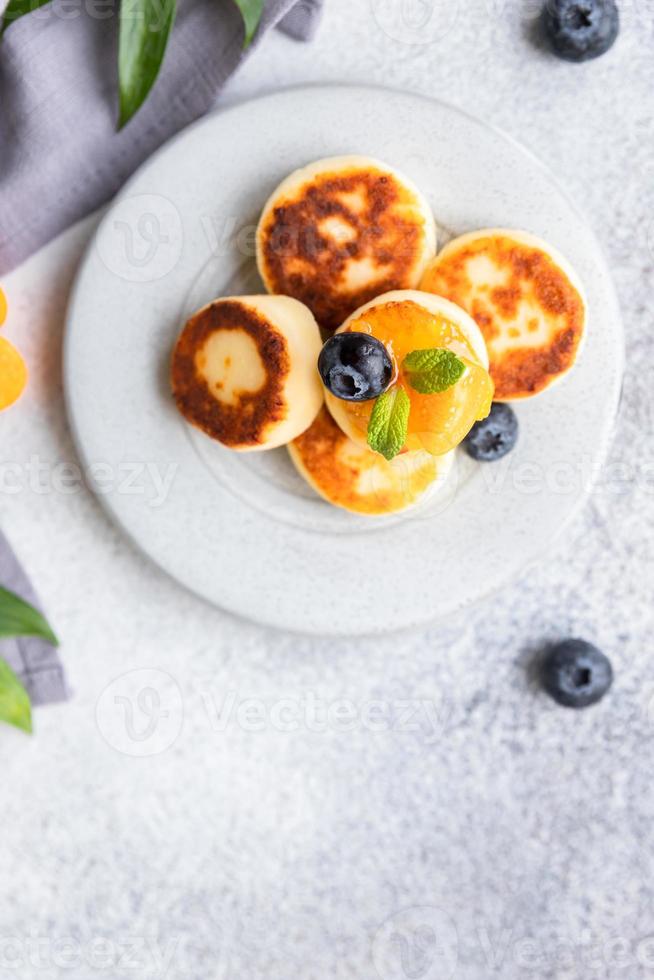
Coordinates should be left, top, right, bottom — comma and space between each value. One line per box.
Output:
64, 85, 623, 635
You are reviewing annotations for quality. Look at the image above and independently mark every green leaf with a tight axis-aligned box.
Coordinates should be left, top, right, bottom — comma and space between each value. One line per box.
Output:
403, 347, 466, 395
0, 0, 52, 36
118, 0, 177, 129
232, 0, 265, 46
367, 385, 410, 461
0, 659, 32, 734
0, 586, 58, 646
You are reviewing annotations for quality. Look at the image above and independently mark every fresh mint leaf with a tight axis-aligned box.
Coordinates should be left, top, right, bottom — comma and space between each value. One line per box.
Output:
0, 659, 32, 734
1, 0, 52, 36
118, 0, 177, 129
403, 348, 466, 395
367, 385, 410, 461
0, 585, 58, 645
233, 0, 264, 46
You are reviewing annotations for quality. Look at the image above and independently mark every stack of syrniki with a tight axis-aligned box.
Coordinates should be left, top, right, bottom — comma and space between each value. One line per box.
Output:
172, 156, 586, 515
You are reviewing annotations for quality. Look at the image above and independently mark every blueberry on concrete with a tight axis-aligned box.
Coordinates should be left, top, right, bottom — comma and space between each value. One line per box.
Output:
542, 0, 619, 61
541, 639, 613, 708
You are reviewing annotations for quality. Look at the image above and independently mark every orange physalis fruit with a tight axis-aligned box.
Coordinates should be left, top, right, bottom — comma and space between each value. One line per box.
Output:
0, 336, 28, 411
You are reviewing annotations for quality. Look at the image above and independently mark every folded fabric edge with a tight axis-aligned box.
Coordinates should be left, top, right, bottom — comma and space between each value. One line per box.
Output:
0, 0, 324, 276
0, 530, 68, 706
17, 659, 70, 707
277, 0, 324, 41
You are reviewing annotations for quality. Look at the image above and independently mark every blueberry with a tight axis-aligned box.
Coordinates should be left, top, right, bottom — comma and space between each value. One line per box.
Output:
463, 403, 518, 462
542, 0, 619, 62
318, 332, 393, 402
541, 639, 613, 708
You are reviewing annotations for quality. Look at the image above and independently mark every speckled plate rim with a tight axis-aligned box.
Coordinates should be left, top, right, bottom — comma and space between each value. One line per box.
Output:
63, 84, 624, 636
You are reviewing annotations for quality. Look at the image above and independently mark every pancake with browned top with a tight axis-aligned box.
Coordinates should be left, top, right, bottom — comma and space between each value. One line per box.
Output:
288, 406, 453, 516
171, 295, 323, 450
256, 156, 436, 333
420, 229, 587, 400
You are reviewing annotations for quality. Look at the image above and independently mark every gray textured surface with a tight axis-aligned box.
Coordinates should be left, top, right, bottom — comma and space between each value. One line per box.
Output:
1, 1, 653, 978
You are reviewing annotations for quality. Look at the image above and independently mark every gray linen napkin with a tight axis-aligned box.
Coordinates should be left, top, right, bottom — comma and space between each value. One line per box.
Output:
0, 531, 68, 704
0, 0, 323, 274
0, 0, 322, 705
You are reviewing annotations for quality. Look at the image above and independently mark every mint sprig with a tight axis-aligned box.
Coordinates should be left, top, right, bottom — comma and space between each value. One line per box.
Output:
403, 348, 466, 395
367, 386, 410, 461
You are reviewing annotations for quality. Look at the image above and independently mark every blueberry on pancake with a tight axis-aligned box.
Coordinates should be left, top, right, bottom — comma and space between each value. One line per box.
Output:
324, 290, 493, 458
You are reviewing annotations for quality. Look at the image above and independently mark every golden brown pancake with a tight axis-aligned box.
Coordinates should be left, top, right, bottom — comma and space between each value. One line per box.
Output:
288, 407, 453, 516
420, 229, 587, 400
256, 155, 436, 333
171, 295, 323, 451
324, 290, 492, 458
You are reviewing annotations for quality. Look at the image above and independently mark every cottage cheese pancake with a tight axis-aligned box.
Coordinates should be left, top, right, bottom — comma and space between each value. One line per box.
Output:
324, 290, 493, 457
171, 295, 323, 450
420, 229, 587, 400
256, 156, 436, 332
288, 407, 453, 516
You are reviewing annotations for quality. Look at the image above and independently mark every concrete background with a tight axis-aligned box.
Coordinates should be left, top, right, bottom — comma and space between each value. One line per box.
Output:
2, 1, 654, 977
